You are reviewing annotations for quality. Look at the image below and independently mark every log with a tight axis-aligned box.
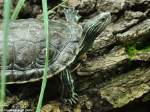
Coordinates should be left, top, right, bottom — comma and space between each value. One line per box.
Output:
3, 0, 150, 111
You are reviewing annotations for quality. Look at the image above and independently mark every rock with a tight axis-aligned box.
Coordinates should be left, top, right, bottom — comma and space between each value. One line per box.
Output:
41, 101, 60, 112
124, 10, 146, 21
68, 0, 97, 15
78, 47, 128, 76
97, 0, 126, 13
11, 100, 31, 110
99, 67, 150, 108
131, 51, 150, 61
116, 19, 150, 44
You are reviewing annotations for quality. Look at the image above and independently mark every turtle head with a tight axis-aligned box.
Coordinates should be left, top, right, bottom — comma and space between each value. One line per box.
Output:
81, 12, 111, 52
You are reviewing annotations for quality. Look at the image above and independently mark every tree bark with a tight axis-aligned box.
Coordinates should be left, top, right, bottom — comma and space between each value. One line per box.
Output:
3, 0, 150, 112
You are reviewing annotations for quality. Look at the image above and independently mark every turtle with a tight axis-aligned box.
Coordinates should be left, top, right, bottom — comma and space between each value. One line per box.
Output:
0, 8, 111, 104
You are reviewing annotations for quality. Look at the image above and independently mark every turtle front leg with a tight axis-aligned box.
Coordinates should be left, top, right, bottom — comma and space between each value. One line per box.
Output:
59, 68, 78, 105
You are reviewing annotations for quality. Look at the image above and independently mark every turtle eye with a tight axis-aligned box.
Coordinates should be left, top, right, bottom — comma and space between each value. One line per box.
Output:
101, 17, 106, 21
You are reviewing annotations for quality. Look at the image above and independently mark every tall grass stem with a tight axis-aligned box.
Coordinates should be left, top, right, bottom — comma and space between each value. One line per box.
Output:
38, 0, 68, 19
0, 0, 11, 111
36, 0, 49, 111
11, 0, 25, 20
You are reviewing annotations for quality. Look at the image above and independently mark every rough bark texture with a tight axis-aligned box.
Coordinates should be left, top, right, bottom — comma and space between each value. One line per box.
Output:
74, 0, 150, 111
1, 0, 150, 112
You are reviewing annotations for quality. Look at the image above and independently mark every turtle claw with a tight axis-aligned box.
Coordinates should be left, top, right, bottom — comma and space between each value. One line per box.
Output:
60, 69, 78, 105
62, 93, 78, 105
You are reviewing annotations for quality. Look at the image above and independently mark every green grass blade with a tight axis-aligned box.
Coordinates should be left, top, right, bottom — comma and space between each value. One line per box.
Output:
0, 0, 11, 110
38, 0, 68, 19
11, 0, 25, 20
47, 0, 68, 15
36, 0, 49, 111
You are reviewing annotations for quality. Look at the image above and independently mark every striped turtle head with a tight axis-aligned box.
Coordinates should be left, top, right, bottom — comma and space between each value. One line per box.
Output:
81, 12, 111, 52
